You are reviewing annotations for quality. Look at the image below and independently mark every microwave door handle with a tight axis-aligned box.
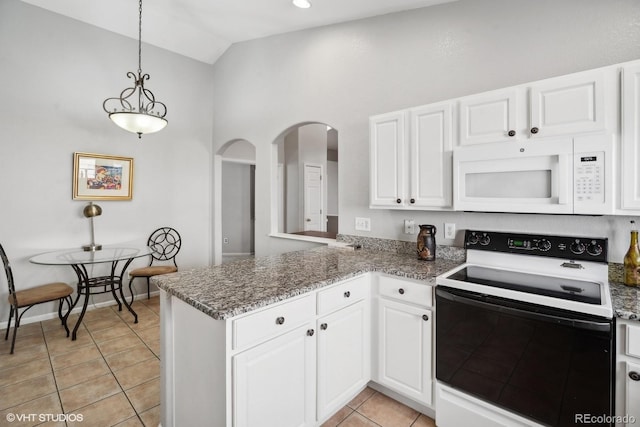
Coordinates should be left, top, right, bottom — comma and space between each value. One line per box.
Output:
557, 153, 570, 205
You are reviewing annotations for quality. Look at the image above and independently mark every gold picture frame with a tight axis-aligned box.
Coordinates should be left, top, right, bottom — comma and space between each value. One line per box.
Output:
72, 152, 134, 200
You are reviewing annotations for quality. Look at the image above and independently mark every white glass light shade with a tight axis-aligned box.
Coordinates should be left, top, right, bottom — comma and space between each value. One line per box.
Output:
109, 112, 168, 135
293, 0, 311, 8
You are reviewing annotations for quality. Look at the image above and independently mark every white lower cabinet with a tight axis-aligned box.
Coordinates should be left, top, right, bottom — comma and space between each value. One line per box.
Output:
161, 273, 436, 427
317, 300, 370, 421
616, 319, 640, 427
376, 293, 433, 405
233, 324, 317, 427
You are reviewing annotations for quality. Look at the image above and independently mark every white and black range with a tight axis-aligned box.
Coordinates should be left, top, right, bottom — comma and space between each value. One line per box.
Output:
436, 230, 614, 427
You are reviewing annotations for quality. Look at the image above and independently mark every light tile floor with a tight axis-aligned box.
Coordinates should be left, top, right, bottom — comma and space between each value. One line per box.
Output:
1, 296, 437, 427
0, 297, 161, 427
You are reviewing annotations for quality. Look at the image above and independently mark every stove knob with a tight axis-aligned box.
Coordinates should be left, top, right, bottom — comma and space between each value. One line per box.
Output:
570, 239, 586, 255
467, 233, 479, 245
537, 239, 552, 252
586, 241, 603, 256
479, 234, 491, 246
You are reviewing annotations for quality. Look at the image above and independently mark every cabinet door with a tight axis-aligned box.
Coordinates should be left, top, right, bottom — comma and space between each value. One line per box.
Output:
377, 298, 432, 405
409, 103, 453, 208
622, 63, 640, 209
370, 111, 406, 207
529, 70, 605, 138
458, 88, 518, 146
626, 361, 640, 426
317, 301, 370, 421
233, 324, 316, 427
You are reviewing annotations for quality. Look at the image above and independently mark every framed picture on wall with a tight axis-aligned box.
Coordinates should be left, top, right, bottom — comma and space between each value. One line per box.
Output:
72, 152, 134, 200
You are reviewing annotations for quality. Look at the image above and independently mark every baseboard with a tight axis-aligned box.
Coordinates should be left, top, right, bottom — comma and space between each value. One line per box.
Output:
221, 252, 254, 257
0, 290, 160, 329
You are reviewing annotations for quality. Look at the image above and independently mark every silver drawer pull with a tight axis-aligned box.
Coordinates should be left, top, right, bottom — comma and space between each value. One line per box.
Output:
344, 291, 351, 298
398, 288, 405, 295
275, 316, 285, 325
320, 323, 328, 330
307, 329, 315, 336
630, 371, 640, 381
422, 314, 429, 321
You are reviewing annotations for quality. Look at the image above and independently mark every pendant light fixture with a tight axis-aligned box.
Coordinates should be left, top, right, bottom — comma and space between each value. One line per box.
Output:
103, 0, 167, 138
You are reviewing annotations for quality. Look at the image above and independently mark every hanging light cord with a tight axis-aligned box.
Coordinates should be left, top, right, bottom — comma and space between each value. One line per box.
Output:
137, 0, 142, 75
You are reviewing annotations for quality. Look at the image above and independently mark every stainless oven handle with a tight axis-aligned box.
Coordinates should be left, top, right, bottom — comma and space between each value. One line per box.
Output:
436, 287, 612, 332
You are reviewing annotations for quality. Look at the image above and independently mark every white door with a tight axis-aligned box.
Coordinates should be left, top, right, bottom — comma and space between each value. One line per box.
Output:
458, 88, 518, 146
377, 298, 432, 405
233, 324, 316, 427
369, 111, 406, 207
622, 63, 640, 210
529, 69, 605, 138
303, 164, 323, 231
317, 301, 369, 421
409, 102, 453, 208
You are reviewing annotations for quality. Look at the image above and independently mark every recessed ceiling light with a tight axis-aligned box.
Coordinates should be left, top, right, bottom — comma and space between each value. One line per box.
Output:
293, 0, 311, 9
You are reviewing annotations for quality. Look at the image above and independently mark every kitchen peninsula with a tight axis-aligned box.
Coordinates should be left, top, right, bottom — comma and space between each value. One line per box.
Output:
154, 245, 463, 427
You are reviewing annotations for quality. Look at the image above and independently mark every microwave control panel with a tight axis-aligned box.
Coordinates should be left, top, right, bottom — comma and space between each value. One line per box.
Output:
574, 151, 604, 204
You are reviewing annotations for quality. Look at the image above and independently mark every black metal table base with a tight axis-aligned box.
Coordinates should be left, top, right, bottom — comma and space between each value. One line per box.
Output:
68, 258, 138, 340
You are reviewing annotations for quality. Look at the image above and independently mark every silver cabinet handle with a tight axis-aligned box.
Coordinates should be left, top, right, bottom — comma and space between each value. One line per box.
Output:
320, 323, 328, 330
630, 371, 640, 381
344, 291, 351, 298
422, 314, 429, 321
307, 329, 315, 336
398, 288, 405, 295
275, 316, 285, 325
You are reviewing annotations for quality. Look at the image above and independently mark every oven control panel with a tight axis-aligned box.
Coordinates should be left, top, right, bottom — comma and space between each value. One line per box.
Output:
465, 230, 608, 262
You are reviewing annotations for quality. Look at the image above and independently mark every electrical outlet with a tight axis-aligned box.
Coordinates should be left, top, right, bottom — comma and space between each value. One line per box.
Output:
355, 217, 371, 231
444, 223, 456, 239
223, 237, 229, 244
404, 219, 415, 234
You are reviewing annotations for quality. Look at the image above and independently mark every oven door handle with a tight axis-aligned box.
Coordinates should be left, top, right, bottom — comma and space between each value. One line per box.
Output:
436, 287, 612, 332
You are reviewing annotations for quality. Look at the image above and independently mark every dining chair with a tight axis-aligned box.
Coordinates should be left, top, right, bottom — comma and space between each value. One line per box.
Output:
128, 227, 181, 303
1, 244, 74, 354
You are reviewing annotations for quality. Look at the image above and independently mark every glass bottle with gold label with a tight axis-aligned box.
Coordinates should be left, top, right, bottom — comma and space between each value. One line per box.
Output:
624, 220, 640, 286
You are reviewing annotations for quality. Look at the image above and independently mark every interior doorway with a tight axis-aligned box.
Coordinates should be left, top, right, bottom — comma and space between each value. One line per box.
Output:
214, 139, 256, 265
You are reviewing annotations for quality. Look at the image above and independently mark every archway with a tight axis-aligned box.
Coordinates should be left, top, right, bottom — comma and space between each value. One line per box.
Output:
271, 122, 338, 240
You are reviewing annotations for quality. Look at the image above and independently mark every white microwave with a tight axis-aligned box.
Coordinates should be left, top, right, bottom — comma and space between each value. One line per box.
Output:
452, 134, 614, 214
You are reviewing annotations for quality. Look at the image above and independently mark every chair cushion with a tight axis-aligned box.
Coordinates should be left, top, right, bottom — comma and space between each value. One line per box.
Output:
129, 266, 178, 277
10, 282, 73, 308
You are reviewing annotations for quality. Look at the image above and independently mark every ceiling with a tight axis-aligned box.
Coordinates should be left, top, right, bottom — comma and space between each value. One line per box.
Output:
21, 0, 455, 64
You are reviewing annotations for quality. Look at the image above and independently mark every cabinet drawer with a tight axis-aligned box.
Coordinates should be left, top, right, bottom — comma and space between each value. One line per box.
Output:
378, 275, 433, 308
317, 275, 368, 315
627, 324, 640, 358
232, 294, 315, 351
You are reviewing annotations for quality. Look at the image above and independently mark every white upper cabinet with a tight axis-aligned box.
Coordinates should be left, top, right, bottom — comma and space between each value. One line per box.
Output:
529, 70, 606, 138
370, 103, 453, 210
409, 103, 453, 208
621, 62, 640, 210
369, 111, 406, 208
457, 69, 607, 146
459, 88, 518, 145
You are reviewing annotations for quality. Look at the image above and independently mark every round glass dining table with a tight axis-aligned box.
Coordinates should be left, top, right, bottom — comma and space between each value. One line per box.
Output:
30, 246, 152, 340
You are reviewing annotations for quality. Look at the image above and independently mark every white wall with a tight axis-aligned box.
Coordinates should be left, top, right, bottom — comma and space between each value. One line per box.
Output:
210, 0, 640, 261
0, 1, 214, 323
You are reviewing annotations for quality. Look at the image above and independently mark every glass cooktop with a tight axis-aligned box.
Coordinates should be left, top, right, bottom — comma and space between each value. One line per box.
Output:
447, 265, 602, 305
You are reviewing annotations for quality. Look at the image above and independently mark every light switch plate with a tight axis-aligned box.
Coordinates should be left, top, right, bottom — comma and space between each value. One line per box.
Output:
355, 217, 371, 231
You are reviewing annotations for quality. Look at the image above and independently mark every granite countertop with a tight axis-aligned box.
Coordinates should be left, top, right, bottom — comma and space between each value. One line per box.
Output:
153, 246, 463, 320
610, 281, 640, 321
